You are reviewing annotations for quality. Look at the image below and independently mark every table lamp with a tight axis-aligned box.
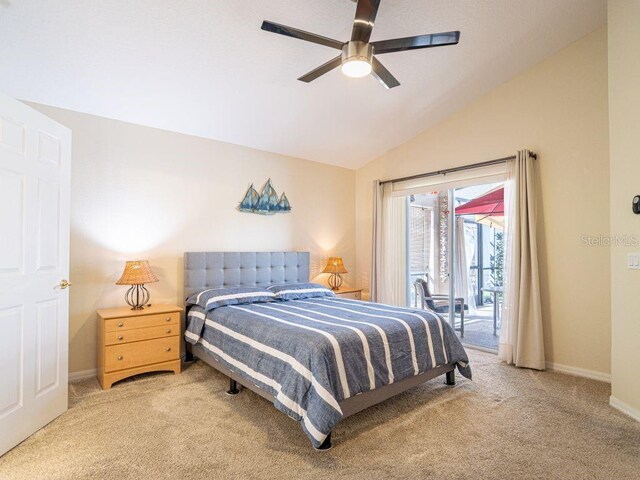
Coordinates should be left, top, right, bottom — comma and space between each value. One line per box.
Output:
322, 257, 348, 291
116, 260, 159, 310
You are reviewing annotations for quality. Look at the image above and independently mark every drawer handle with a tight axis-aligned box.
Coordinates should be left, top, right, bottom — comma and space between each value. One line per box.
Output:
117, 322, 124, 327
166, 329, 172, 334
117, 355, 123, 360
117, 335, 124, 340
166, 347, 172, 352
166, 317, 172, 322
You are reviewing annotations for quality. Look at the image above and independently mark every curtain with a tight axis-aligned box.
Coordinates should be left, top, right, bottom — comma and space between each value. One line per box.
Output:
371, 181, 407, 305
371, 180, 383, 302
454, 217, 477, 314
498, 150, 545, 370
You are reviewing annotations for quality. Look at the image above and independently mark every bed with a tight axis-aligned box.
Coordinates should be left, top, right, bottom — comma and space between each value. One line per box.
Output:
183, 251, 471, 450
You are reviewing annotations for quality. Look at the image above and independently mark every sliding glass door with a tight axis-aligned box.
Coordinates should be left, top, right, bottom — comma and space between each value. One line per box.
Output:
407, 180, 506, 352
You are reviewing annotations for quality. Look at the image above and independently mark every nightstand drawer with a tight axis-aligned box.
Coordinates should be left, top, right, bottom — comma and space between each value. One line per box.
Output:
105, 325, 179, 345
104, 336, 179, 372
104, 312, 180, 332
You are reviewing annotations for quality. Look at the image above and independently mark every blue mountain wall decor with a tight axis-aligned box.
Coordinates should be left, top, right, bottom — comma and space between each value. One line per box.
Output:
238, 179, 291, 215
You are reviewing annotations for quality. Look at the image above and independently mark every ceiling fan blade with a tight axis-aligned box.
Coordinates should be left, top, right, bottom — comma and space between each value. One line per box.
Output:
298, 55, 343, 83
261, 21, 344, 50
372, 31, 460, 55
371, 57, 400, 89
351, 0, 381, 43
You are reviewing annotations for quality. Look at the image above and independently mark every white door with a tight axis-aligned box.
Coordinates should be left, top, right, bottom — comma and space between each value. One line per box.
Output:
0, 92, 71, 456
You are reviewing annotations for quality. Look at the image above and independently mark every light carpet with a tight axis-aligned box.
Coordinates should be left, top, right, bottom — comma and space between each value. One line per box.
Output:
1, 350, 639, 480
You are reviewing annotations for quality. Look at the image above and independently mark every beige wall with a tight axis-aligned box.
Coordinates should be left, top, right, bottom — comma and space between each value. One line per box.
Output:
356, 28, 611, 377
27, 27, 615, 383
608, 0, 640, 417
31, 104, 356, 374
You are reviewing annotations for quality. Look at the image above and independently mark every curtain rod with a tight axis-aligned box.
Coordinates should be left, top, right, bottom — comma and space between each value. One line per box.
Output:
379, 152, 537, 186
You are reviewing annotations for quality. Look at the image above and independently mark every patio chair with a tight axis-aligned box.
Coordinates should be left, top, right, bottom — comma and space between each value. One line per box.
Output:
414, 278, 468, 337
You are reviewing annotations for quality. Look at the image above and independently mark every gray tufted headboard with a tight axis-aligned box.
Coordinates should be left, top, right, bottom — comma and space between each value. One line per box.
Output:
183, 251, 310, 300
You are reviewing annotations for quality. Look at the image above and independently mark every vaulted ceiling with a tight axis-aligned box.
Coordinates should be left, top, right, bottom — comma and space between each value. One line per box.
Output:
0, 0, 606, 169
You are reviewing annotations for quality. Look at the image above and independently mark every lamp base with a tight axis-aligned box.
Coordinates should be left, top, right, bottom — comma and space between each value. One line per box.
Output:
125, 284, 150, 310
328, 273, 343, 291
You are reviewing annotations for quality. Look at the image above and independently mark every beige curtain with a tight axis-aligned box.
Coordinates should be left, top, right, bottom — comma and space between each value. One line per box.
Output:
371, 180, 383, 302
498, 150, 545, 370
371, 181, 407, 305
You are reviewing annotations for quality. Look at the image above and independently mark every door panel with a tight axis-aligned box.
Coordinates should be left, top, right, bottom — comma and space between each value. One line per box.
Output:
0, 116, 26, 155
0, 306, 23, 419
0, 92, 70, 457
0, 170, 24, 274
36, 180, 60, 272
36, 299, 60, 396
37, 131, 61, 165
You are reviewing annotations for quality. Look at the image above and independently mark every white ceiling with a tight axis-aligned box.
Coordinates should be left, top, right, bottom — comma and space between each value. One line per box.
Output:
0, 0, 606, 169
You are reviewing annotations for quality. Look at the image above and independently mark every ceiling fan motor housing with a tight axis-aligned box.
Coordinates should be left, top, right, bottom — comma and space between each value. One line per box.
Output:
342, 41, 374, 65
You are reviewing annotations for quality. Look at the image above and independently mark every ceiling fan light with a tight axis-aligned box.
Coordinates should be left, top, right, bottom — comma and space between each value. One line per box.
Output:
340, 41, 374, 79
341, 59, 372, 78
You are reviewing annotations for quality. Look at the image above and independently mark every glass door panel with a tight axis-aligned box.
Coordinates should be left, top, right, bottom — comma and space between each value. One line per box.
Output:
408, 180, 506, 352
407, 191, 446, 309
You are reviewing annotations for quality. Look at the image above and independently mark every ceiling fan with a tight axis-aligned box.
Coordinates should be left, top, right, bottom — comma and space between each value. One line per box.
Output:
261, 0, 460, 89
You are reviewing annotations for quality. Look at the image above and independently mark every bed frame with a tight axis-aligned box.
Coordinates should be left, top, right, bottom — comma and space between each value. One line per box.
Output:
183, 251, 456, 449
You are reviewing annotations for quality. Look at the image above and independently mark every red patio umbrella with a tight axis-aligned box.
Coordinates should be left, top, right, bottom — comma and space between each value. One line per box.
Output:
455, 186, 504, 216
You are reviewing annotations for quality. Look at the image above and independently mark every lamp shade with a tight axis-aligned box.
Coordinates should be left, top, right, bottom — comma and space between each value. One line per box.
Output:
115, 260, 159, 285
322, 257, 348, 275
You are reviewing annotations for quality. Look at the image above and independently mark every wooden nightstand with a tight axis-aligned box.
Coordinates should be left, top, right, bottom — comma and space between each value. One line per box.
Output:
333, 287, 363, 300
96, 304, 182, 389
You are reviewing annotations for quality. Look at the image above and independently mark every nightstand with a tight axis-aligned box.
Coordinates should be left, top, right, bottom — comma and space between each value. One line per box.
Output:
96, 304, 182, 389
333, 287, 363, 300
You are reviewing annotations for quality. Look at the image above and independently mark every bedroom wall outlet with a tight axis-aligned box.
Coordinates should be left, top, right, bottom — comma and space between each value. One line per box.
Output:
627, 253, 640, 269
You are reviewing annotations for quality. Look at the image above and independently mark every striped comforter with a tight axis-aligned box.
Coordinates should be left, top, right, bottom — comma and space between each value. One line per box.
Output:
185, 297, 471, 448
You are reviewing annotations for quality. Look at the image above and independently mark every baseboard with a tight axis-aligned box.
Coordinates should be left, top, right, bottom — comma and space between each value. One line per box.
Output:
610, 396, 640, 422
545, 361, 611, 383
69, 368, 97, 383
462, 343, 498, 355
